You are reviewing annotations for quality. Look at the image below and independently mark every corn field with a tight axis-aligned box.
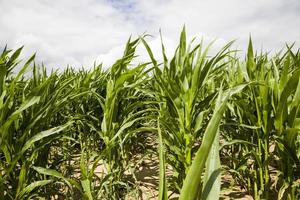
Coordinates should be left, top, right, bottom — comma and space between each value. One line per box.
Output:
0, 28, 299, 200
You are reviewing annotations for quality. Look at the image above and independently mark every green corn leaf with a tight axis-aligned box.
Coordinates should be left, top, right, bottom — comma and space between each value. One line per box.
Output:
0, 95, 41, 141
7, 121, 73, 173
81, 179, 93, 200
201, 169, 222, 200
17, 180, 52, 199
158, 118, 168, 200
202, 129, 221, 200
179, 88, 228, 200
33, 166, 82, 192
21, 121, 73, 154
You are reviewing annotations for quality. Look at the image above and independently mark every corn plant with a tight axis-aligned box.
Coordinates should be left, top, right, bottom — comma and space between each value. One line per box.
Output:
1, 28, 299, 200
0, 47, 76, 199
142, 27, 235, 192
222, 39, 300, 199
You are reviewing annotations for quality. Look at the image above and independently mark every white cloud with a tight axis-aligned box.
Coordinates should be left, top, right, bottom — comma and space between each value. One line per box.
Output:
0, 0, 299, 69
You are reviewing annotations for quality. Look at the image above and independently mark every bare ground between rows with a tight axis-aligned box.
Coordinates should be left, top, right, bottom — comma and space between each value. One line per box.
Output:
123, 152, 253, 200
93, 134, 254, 200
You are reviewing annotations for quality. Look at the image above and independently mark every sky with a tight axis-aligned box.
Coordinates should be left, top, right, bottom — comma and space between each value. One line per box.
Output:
0, 0, 299, 70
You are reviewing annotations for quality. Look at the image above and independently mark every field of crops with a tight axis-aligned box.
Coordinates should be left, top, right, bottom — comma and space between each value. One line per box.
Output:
1, 29, 299, 200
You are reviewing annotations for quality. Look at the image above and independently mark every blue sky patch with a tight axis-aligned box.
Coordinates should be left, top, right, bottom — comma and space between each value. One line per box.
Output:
107, 0, 136, 12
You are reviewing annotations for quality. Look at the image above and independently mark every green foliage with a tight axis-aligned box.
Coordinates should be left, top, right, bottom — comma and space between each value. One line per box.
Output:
0, 29, 299, 200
